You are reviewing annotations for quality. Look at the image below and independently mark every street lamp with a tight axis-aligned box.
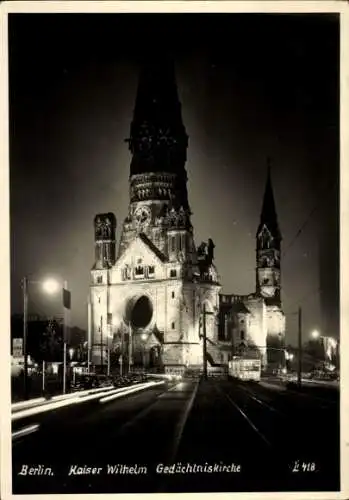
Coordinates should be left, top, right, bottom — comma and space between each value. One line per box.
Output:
87, 295, 92, 374
128, 322, 133, 374
107, 331, 113, 376
42, 279, 60, 295
69, 347, 75, 386
22, 276, 70, 400
311, 330, 320, 340
22, 277, 61, 400
141, 333, 147, 371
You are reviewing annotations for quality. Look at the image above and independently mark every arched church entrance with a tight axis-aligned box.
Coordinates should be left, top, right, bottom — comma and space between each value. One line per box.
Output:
124, 295, 153, 329
123, 295, 155, 370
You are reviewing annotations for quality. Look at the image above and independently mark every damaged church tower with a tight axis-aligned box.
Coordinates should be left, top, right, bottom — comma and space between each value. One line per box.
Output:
90, 57, 221, 373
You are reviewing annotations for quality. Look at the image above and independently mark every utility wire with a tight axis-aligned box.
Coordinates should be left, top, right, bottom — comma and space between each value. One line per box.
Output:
284, 285, 322, 316
282, 180, 337, 259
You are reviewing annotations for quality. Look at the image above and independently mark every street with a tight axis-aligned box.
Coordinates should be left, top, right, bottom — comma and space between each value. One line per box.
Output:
12, 377, 340, 494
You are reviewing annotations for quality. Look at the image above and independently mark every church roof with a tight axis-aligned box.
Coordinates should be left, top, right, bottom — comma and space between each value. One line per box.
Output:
231, 302, 251, 315
138, 232, 168, 263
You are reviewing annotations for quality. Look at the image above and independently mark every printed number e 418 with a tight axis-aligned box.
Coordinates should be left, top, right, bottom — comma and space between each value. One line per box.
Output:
292, 461, 317, 472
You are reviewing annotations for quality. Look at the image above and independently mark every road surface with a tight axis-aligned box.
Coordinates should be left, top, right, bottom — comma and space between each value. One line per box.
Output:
12, 378, 340, 494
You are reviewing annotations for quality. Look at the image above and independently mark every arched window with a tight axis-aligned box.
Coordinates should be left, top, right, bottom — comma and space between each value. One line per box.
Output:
135, 266, 144, 278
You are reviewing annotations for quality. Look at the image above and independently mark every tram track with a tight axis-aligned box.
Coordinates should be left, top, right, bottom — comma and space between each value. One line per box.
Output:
213, 383, 272, 448
238, 378, 337, 412
232, 381, 288, 418
218, 378, 339, 460
12, 377, 340, 495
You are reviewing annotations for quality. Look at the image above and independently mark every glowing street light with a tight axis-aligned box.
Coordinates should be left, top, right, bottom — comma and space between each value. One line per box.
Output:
311, 330, 320, 339
140, 333, 148, 370
22, 277, 61, 400
106, 331, 114, 377
22, 276, 70, 399
42, 278, 60, 295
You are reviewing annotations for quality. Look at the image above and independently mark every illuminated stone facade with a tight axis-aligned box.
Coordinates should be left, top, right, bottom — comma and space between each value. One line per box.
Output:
90, 58, 220, 373
89, 59, 285, 373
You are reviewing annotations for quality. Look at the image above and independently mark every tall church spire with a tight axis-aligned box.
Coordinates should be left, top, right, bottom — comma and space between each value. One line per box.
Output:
256, 161, 282, 306
256, 161, 281, 245
125, 56, 189, 211
126, 56, 188, 178
118, 56, 192, 258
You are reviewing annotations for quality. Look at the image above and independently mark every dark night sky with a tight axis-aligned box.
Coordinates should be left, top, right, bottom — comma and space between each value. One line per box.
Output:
9, 13, 339, 346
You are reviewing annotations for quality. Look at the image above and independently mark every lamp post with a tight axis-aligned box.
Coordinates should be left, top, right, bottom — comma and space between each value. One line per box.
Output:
22, 277, 28, 400
69, 347, 75, 386
201, 304, 214, 380
22, 277, 61, 400
118, 324, 125, 377
62, 281, 71, 394
87, 296, 92, 374
128, 322, 133, 374
297, 307, 302, 388
202, 304, 208, 380
107, 330, 113, 376
141, 333, 147, 371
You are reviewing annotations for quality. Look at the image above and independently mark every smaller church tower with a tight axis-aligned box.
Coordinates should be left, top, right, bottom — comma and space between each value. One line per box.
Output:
94, 213, 117, 269
256, 165, 282, 307
255, 163, 285, 370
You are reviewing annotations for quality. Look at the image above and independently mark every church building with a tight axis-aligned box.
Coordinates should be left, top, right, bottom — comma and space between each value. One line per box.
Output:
89, 58, 285, 374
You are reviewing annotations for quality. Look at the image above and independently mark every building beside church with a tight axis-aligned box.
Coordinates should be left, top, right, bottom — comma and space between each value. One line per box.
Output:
89, 58, 285, 374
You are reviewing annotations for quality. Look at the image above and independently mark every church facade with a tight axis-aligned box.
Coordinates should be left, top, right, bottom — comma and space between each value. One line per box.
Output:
89, 58, 285, 374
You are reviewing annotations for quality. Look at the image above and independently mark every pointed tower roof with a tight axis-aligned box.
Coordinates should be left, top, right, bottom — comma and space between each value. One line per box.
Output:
256, 161, 281, 240
126, 55, 188, 178
132, 56, 186, 136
